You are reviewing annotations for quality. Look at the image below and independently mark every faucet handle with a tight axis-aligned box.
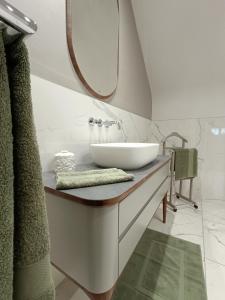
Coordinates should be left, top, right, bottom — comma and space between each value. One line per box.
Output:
96, 118, 103, 127
104, 120, 110, 128
89, 117, 121, 129
88, 117, 95, 126
88, 117, 103, 127
117, 120, 122, 130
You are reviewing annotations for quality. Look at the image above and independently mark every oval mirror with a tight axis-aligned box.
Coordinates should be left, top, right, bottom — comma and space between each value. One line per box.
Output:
66, 0, 119, 100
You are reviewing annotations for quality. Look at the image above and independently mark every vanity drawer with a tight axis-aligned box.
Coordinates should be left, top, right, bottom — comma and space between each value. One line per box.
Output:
119, 177, 169, 274
119, 162, 169, 236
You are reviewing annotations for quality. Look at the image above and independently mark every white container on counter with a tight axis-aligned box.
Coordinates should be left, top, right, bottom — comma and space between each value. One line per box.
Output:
54, 150, 76, 173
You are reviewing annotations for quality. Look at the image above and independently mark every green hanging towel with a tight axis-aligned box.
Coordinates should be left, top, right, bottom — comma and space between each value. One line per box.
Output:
0, 31, 54, 300
173, 148, 198, 180
0, 30, 14, 300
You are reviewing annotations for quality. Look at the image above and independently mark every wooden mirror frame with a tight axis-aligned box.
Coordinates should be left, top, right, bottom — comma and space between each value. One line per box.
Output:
66, 0, 120, 101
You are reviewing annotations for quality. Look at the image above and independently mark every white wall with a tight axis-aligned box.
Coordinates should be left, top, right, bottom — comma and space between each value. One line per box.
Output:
9, 0, 152, 119
132, 0, 225, 120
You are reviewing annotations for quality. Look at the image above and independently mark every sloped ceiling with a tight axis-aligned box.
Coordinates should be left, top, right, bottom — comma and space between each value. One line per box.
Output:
132, 0, 225, 119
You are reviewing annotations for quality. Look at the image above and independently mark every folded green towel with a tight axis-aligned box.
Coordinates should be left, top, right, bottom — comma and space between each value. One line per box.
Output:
56, 168, 134, 190
173, 148, 198, 180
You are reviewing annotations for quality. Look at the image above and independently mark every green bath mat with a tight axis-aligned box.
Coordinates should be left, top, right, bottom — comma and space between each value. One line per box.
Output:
113, 229, 207, 300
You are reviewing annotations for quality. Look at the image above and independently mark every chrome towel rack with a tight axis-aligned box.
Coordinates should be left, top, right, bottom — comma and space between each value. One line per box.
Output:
0, 0, 37, 36
162, 132, 198, 212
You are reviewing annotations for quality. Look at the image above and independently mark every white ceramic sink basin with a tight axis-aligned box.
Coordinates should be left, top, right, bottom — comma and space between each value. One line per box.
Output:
90, 143, 159, 170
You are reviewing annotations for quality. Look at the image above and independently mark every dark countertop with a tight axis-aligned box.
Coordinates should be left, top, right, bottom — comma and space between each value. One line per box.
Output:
44, 155, 170, 206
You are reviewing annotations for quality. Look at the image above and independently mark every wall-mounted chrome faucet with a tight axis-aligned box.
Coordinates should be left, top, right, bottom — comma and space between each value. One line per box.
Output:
88, 117, 102, 127
88, 117, 121, 129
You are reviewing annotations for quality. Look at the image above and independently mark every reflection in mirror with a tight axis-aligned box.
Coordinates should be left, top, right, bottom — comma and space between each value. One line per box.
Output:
66, 0, 119, 100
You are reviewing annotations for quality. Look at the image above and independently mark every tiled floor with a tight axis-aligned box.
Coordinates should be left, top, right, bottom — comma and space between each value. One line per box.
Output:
150, 197, 225, 300
54, 195, 225, 299
203, 199, 225, 300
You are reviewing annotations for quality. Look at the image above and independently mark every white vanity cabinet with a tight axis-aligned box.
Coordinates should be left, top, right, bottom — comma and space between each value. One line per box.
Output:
44, 156, 170, 300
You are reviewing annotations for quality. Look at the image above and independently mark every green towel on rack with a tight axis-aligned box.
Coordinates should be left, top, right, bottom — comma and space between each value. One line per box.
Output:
173, 148, 198, 180
56, 168, 134, 190
0, 31, 54, 300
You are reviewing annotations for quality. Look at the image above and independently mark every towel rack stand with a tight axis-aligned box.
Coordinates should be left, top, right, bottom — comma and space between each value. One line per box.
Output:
0, 0, 37, 36
162, 132, 198, 212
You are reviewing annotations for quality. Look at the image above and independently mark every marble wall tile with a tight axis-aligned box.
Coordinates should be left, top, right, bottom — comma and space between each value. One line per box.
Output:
202, 154, 225, 200
203, 118, 225, 155
149, 118, 204, 201
151, 116, 225, 201
31, 75, 152, 171
200, 117, 225, 200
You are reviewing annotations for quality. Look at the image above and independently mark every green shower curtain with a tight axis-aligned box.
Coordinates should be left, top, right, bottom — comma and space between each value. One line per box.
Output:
0, 30, 54, 299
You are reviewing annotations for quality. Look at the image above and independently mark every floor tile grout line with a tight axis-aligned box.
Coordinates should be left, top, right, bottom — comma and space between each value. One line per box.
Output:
204, 198, 225, 201
205, 257, 225, 268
